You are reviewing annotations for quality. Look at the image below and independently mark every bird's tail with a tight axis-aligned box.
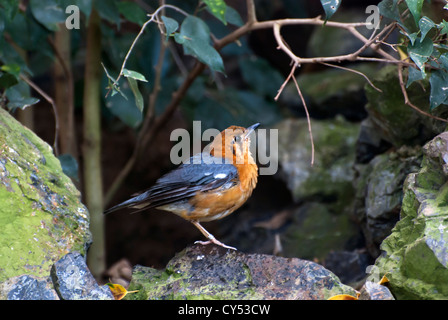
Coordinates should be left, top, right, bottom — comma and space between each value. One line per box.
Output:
103, 191, 151, 215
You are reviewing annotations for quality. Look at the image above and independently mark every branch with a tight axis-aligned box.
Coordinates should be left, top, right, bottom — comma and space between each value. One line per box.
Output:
20, 75, 60, 155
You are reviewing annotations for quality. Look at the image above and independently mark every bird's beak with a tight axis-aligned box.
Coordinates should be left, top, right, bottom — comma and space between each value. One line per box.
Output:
244, 123, 260, 139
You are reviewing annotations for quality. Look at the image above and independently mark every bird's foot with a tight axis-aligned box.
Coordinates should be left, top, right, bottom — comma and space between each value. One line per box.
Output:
194, 239, 237, 250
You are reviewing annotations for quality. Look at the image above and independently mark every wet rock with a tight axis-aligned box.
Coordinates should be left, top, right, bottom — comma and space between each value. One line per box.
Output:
0, 108, 91, 284
51, 252, 113, 300
323, 250, 372, 285
126, 244, 358, 300
0, 275, 59, 300
359, 281, 394, 300
375, 132, 448, 299
353, 146, 422, 257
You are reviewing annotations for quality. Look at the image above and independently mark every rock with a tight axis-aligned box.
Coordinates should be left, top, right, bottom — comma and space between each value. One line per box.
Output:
375, 132, 448, 299
273, 117, 359, 205
267, 118, 360, 261
364, 65, 448, 147
359, 281, 394, 300
126, 244, 358, 300
0, 107, 91, 284
281, 202, 358, 262
51, 252, 113, 300
353, 146, 422, 257
323, 250, 372, 285
0, 275, 59, 300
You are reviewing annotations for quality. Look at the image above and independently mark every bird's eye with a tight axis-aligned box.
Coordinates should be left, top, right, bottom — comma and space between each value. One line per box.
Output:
233, 135, 241, 143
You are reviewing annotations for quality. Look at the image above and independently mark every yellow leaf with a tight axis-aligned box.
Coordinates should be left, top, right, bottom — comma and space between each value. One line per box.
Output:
106, 283, 139, 300
378, 273, 390, 286
328, 293, 359, 300
397, 47, 408, 61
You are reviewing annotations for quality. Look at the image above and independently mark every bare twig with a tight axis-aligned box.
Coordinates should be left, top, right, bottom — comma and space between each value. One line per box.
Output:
274, 63, 315, 166
20, 75, 60, 155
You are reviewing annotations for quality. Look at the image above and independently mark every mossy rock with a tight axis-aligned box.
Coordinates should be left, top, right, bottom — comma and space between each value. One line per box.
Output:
0, 108, 91, 284
126, 244, 358, 300
375, 132, 448, 299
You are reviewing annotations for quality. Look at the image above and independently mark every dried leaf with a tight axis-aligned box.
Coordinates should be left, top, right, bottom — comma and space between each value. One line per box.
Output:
106, 283, 138, 300
328, 292, 360, 300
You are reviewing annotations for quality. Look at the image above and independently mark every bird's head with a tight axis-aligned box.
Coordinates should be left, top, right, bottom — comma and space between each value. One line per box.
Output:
210, 123, 260, 165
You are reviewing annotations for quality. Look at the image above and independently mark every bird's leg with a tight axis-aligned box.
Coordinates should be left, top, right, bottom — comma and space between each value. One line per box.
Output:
191, 221, 237, 250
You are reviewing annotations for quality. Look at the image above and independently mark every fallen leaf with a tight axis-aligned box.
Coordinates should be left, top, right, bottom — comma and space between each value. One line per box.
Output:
328, 292, 360, 300
106, 283, 139, 300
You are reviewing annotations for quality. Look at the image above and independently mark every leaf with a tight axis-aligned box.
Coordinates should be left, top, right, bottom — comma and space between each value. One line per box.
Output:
378, 0, 400, 21
106, 283, 138, 300
94, 0, 121, 27
1, 63, 20, 78
57, 154, 79, 181
117, 1, 147, 26
405, 0, 424, 25
161, 16, 179, 40
407, 36, 433, 76
429, 70, 448, 110
406, 66, 424, 87
178, 15, 224, 73
320, 0, 341, 21
122, 68, 148, 82
5, 82, 40, 111
328, 293, 360, 300
419, 16, 435, 42
225, 6, 243, 27
29, 0, 66, 31
126, 77, 144, 113
439, 20, 448, 35
378, 274, 390, 286
203, 0, 228, 25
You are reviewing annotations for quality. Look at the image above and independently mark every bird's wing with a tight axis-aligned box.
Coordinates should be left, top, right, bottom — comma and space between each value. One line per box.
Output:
104, 154, 238, 214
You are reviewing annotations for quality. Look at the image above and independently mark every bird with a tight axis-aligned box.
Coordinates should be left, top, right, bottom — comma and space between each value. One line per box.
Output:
104, 123, 260, 250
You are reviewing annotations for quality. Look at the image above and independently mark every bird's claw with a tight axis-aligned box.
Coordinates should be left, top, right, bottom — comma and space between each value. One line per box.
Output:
194, 239, 237, 250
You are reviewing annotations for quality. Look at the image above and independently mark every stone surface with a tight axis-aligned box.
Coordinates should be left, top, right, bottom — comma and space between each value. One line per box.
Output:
0, 107, 91, 283
126, 244, 358, 300
359, 281, 394, 300
1, 275, 59, 300
353, 146, 422, 257
51, 252, 113, 300
375, 132, 448, 299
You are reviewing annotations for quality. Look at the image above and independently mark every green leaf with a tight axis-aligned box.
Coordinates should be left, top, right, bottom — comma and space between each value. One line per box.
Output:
419, 16, 435, 41
438, 20, 448, 35
117, 1, 147, 26
5, 82, 39, 111
161, 16, 179, 40
0, 71, 18, 89
1, 63, 20, 78
429, 70, 448, 109
406, 66, 424, 88
102, 75, 142, 128
405, 0, 423, 25
122, 68, 148, 82
126, 77, 144, 113
203, 0, 228, 25
320, 0, 341, 21
57, 154, 79, 181
439, 53, 448, 71
95, 0, 121, 27
29, 0, 66, 31
179, 15, 224, 73
378, 0, 400, 21
225, 6, 243, 27
407, 36, 433, 76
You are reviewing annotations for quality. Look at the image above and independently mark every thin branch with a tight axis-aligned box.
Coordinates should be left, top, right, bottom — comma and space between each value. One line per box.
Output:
274, 63, 315, 166
319, 61, 382, 92
20, 75, 60, 155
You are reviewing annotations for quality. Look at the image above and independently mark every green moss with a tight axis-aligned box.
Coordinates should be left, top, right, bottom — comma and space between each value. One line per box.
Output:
0, 108, 90, 283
